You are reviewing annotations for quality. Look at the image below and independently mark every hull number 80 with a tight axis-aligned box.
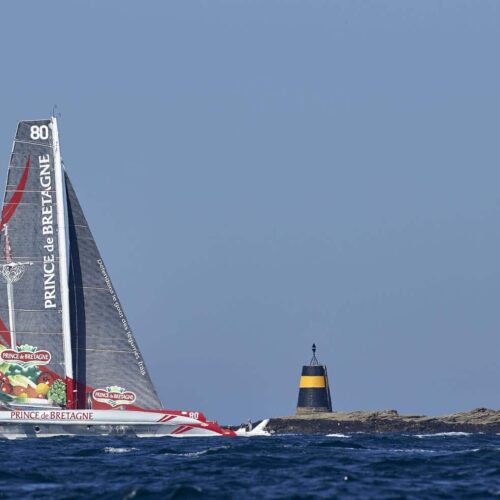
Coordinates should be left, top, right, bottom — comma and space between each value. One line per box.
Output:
30, 125, 49, 140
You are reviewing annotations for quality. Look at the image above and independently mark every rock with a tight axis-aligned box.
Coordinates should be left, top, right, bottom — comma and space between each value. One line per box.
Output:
266, 408, 500, 434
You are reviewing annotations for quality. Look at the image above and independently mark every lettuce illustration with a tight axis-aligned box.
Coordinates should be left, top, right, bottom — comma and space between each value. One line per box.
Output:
8, 374, 36, 388
6, 365, 40, 384
17, 344, 37, 353
47, 379, 66, 406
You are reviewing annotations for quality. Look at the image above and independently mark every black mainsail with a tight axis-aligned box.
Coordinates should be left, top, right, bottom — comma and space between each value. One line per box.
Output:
0, 120, 71, 405
65, 173, 162, 410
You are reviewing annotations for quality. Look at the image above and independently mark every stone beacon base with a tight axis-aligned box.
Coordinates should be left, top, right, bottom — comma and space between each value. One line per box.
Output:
296, 407, 332, 415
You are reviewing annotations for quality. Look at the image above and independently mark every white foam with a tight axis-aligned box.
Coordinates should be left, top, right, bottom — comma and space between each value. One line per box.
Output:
326, 433, 351, 438
415, 432, 472, 438
104, 447, 138, 454
179, 449, 210, 457
168, 445, 230, 457
235, 419, 271, 437
392, 448, 437, 453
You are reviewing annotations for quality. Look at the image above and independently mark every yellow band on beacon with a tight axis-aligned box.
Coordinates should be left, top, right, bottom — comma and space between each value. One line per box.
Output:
299, 376, 326, 388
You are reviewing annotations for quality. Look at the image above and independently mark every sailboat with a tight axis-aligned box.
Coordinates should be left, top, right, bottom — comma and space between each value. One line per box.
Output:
0, 117, 235, 438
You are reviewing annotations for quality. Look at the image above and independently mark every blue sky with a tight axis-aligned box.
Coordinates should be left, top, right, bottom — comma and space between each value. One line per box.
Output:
1, 1, 499, 423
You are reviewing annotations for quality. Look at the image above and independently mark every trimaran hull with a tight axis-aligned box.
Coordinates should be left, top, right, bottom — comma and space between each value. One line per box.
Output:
0, 409, 235, 438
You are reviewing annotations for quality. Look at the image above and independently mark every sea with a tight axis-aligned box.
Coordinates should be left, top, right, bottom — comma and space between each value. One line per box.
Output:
1, 432, 499, 498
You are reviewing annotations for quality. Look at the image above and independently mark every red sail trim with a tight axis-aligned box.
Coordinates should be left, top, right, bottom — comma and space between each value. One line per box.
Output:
0, 155, 31, 231
0, 315, 11, 347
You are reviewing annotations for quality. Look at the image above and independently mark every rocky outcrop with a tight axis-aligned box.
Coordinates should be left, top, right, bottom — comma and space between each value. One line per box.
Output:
267, 408, 500, 434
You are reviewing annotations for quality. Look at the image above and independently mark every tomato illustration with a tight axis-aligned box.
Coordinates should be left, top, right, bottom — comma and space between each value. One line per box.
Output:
37, 373, 54, 386
1, 383, 12, 395
12, 386, 26, 397
26, 386, 38, 399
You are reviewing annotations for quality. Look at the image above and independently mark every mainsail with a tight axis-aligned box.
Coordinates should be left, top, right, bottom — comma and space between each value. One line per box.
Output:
65, 173, 162, 410
0, 120, 69, 404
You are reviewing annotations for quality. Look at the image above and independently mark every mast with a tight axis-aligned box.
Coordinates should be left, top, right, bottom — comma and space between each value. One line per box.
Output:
51, 116, 74, 409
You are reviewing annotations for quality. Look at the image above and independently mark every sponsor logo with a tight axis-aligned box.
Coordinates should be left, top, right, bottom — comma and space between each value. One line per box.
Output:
92, 386, 136, 407
39, 154, 57, 310
10, 410, 93, 421
0, 346, 51, 368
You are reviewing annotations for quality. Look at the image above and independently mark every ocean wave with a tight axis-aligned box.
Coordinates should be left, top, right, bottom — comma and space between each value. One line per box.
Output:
415, 432, 473, 438
165, 445, 230, 457
4, 434, 500, 498
326, 433, 351, 438
177, 449, 210, 457
391, 448, 437, 453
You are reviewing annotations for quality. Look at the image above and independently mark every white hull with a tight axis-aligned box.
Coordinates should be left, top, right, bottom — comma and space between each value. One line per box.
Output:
0, 409, 236, 438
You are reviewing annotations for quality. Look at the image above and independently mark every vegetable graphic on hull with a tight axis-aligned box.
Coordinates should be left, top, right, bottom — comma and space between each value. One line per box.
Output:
0, 343, 64, 406
47, 379, 66, 406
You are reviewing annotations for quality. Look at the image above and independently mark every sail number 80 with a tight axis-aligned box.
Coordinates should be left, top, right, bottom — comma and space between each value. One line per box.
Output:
30, 125, 49, 140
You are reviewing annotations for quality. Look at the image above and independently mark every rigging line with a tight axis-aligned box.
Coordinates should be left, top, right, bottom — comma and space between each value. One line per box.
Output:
51, 104, 61, 118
